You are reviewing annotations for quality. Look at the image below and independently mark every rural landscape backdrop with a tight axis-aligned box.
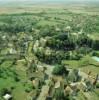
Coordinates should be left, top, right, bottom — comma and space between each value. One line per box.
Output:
0, 0, 99, 100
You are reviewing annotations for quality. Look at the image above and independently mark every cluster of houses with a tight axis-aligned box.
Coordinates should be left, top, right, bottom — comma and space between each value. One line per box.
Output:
27, 63, 99, 100
1, 33, 99, 100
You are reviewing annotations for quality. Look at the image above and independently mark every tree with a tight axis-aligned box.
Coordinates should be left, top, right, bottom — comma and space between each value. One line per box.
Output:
68, 69, 81, 82
77, 34, 92, 48
92, 40, 99, 50
0, 88, 11, 96
28, 61, 37, 73
52, 64, 69, 76
53, 87, 65, 100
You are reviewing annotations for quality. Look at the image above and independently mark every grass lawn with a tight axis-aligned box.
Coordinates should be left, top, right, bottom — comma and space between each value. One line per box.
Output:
0, 59, 28, 100
12, 82, 28, 100
36, 20, 58, 27
0, 78, 28, 100
0, 60, 13, 68
62, 55, 99, 75
89, 33, 99, 40
62, 60, 79, 69
0, 78, 15, 90
76, 91, 87, 100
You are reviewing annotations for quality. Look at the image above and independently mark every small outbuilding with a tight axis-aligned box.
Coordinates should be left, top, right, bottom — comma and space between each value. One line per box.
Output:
3, 94, 12, 100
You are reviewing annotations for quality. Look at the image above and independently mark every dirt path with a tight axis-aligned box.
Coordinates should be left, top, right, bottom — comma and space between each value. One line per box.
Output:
37, 64, 54, 100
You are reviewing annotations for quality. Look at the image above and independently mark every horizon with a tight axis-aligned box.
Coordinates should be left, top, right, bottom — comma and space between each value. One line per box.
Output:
0, 0, 99, 7
0, 0, 99, 3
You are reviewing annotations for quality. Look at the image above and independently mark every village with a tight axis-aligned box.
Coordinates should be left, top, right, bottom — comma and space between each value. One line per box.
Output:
0, 1, 99, 99
0, 30, 99, 100
27, 63, 99, 100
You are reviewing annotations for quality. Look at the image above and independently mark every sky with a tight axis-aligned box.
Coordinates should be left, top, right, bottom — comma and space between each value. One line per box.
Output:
0, 0, 99, 5
0, 0, 99, 2
0, 0, 98, 7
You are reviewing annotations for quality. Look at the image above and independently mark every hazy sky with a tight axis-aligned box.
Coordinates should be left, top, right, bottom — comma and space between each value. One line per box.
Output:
0, 0, 99, 4
0, 0, 99, 2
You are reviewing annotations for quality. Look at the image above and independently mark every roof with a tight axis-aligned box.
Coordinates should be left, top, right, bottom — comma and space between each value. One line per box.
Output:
3, 94, 12, 100
70, 83, 77, 87
54, 81, 61, 89
64, 86, 73, 94
29, 71, 45, 79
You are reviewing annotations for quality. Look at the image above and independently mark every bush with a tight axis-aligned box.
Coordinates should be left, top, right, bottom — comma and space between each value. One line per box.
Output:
14, 76, 20, 82
25, 83, 33, 93
91, 51, 99, 57
54, 87, 65, 100
92, 40, 99, 50
0, 88, 11, 96
96, 83, 99, 88
52, 64, 69, 76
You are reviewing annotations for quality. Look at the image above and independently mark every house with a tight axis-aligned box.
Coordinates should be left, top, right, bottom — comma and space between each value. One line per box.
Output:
32, 78, 40, 89
64, 86, 73, 96
37, 65, 45, 72
68, 69, 81, 82
70, 82, 80, 96
54, 81, 61, 89
9, 48, 17, 54
55, 27, 60, 32
3, 94, 12, 100
2, 35, 6, 40
84, 79, 93, 91
29, 70, 49, 87
29, 71, 45, 81
78, 82, 87, 92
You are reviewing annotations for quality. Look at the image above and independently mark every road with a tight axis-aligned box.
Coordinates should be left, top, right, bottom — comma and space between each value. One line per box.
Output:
37, 64, 54, 100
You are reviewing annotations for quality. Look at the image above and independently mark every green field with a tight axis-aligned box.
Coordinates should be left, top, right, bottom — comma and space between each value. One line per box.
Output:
62, 55, 99, 75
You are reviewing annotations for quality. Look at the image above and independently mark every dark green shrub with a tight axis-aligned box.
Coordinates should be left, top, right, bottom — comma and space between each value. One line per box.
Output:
52, 64, 69, 76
